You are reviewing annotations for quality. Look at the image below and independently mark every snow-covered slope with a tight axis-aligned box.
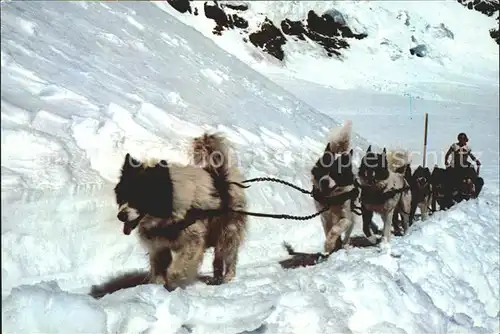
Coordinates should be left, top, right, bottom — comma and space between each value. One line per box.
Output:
156, 0, 499, 96
1, 1, 499, 334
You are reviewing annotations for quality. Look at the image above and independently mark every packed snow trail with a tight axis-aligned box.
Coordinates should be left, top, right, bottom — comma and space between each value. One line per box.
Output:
1, 1, 499, 333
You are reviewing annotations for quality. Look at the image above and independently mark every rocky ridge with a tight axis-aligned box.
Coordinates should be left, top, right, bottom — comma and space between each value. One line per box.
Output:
457, 0, 500, 44
166, 0, 368, 61
165, 0, 499, 63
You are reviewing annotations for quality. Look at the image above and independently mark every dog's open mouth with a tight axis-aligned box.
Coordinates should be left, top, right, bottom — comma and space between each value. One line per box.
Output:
122, 215, 144, 235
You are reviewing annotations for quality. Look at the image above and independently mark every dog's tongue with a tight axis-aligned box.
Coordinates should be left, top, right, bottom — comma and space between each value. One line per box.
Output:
123, 223, 133, 235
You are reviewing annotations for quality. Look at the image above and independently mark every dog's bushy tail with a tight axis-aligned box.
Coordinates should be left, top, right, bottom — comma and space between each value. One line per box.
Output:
89, 271, 150, 299
191, 132, 232, 177
387, 149, 411, 174
327, 120, 352, 154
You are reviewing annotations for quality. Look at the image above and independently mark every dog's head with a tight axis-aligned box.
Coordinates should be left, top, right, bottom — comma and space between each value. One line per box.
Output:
114, 153, 174, 235
412, 166, 431, 189
458, 177, 476, 199
431, 166, 453, 195
456, 167, 477, 199
311, 144, 354, 198
357, 145, 390, 186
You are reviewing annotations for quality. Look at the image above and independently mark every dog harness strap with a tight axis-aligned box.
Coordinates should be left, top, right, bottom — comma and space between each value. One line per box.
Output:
227, 206, 330, 220
360, 185, 410, 205
311, 187, 356, 205
230, 177, 313, 195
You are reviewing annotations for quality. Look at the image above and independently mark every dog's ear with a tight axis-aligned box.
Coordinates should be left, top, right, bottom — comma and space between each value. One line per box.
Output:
325, 143, 331, 152
122, 153, 140, 171
122, 153, 131, 170
349, 148, 353, 156
366, 145, 372, 153
381, 147, 387, 159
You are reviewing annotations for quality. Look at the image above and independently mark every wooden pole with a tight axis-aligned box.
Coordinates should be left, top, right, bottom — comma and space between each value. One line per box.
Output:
423, 113, 428, 167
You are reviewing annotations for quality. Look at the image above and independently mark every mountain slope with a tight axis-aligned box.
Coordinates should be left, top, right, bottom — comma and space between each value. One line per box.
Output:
158, 0, 499, 95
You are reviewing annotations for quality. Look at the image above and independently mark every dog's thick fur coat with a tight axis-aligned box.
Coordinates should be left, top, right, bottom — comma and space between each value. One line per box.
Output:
311, 121, 357, 253
409, 166, 432, 222
91, 133, 247, 297
430, 166, 456, 211
358, 146, 412, 245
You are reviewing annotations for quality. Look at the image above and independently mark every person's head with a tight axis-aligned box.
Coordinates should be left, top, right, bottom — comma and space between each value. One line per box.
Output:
457, 132, 468, 145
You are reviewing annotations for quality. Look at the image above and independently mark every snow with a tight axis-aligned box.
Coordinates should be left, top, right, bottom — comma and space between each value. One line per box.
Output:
1, 1, 499, 334
155, 0, 499, 96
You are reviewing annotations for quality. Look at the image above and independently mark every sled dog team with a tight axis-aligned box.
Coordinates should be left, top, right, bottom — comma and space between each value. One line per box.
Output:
90, 122, 484, 298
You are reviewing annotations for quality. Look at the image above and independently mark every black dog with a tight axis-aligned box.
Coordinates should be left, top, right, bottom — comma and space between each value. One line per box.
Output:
409, 166, 432, 223
452, 166, 484, 202
430, 166, 455, 211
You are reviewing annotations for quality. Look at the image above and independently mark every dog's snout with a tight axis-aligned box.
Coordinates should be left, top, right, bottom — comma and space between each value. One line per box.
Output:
319, 175, 334, 191
117, 211, 128, 223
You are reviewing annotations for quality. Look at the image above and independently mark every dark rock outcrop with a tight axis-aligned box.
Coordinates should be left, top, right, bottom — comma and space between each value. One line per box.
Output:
204, 2, 248, 35
222, 2, 249, 12
409, 44, 428, 57
249, 18, 287, 61
165, 2, 367, 61
167, 0, 192, 14
457, 0, 499, 44
457, 0, 499, 16
490, 17, 499, 44
281, 10, 367, 57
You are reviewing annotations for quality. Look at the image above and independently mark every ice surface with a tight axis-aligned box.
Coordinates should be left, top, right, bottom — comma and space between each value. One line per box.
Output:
1, 1, 499, 334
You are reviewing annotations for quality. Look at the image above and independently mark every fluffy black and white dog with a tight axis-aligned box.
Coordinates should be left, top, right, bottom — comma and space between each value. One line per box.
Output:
357, 146, 412, 245
310, 121, 359, 253
91, 133, 248, 296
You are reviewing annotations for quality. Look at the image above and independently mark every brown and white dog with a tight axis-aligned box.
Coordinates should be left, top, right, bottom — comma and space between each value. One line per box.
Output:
357, 146, 412, 246
409, 166, 432, 223
90, 132, 247, 297
310, 121, 358, 254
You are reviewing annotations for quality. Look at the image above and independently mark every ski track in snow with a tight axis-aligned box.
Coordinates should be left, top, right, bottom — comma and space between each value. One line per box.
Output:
1, 2, 499, 334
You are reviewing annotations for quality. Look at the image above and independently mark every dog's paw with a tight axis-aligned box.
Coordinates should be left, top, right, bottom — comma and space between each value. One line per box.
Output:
366, 235, 380, 245
393, 229, 404, 237
205, 276, 224, 286
378, 238, 391, 253
343, 244, 354, 250
198, 275, 224, 285
151, 275, 166, 285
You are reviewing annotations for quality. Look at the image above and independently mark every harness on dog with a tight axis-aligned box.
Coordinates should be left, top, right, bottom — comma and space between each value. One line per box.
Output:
143, 177, 367, 241
231, 176, 363, 216
311, 187, 362, 215
354, 178, 410, 206
411, 179, 431, 202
